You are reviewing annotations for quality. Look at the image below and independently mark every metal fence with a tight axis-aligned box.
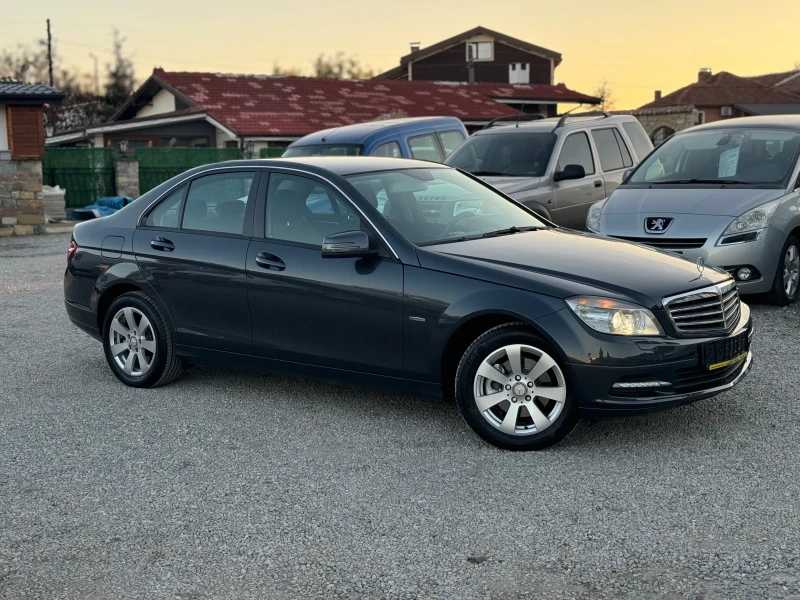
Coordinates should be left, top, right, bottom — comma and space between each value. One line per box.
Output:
136, 148, 244, 194
43, 167, 116, 208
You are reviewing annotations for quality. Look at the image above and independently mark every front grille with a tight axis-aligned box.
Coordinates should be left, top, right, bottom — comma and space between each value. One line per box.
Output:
664, 281, 741, 335
611, 236, 707, 250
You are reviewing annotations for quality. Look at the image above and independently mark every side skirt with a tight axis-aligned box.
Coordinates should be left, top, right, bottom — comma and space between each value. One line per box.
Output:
174, 345, 443, 398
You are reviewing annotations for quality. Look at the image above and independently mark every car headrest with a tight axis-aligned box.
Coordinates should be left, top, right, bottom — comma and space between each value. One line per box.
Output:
184, 197, 207, 221
215, 199, 245, 218
272, 189, 311, 223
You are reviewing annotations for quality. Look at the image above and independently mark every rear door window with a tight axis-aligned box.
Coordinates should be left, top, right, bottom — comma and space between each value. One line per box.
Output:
181, 172, 254, 235
557, 132, 595, 176
614, 129, 634, 168
408, 134, 444, 162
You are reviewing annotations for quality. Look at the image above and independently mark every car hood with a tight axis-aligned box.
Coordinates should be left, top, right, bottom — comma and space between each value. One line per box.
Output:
417, 229, 731, 308
478, 176, 542, 196
604, 186, 786, 217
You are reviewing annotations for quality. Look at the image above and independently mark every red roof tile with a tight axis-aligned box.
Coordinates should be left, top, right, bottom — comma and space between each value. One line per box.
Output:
639, 71, 800, 110
746, 69, 800, 87
153, 70, 524, 136
452, 82, 600, 104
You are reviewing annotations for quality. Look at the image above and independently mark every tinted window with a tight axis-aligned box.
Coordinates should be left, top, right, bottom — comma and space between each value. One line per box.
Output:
266, 174, 361, 247
557, 132, 595, 176
622, 121, 654, 159
438, 130, 466, 157
182, 172, 254, 235
408, 134, 444, 162
282, 145, 362, 157
445, 132, 557, 177
345, 168, 545, 246
591, 128, 626, 172
371, 141, 402, 158
145, 186, 185, 228
630, 128, 800, 186
614, 129, 634, 167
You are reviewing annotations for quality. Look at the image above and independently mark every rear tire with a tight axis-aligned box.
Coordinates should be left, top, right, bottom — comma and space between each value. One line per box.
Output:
102, 291, 183, 388
766, 235, 800, 306
454, 323, 578, 450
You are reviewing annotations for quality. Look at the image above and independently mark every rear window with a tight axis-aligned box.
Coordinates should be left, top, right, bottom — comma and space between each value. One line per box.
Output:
445, 132, 557, 177
282, 144, 362, 157
622, 121, 654, 159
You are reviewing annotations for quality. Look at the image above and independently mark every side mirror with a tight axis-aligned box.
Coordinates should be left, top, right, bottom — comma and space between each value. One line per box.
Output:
553, 164, 586, 182
321, 230, 377, 258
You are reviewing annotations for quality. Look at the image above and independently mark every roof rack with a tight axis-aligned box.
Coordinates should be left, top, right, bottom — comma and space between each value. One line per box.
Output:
552, 111, 611, 131
482, 113, 547, 130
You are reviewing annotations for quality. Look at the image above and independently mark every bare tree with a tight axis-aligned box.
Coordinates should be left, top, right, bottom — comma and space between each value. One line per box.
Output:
312, 53, 374, 79
0, 39, 90, 94
271, 62, 302, 77
103, 29, 136, 110
593, 78, 615, 111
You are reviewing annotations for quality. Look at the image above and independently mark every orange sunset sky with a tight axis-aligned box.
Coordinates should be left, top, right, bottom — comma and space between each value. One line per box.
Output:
6, 0, 800, 109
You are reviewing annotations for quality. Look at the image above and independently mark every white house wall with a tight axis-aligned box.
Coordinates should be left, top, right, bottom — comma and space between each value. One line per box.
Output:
0, 105, 8, 151
136, 89, 176, 119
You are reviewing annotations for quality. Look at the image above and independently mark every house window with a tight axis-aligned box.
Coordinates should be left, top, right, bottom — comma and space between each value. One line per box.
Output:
467, 41, 493, 62
696, 111, 706, 125
7, 105, 45, 159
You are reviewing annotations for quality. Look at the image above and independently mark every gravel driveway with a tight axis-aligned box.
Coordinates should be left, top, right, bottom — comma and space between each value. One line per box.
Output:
1, 233, 799, 600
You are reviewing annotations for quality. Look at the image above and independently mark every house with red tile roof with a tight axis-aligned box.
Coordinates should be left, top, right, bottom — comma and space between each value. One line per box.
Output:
746, 68, 800, 95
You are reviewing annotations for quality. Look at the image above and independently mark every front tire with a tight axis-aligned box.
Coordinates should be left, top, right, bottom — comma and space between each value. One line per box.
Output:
767, 235, 800, 306
102, 291, 183, 388
455, 323, 578, 450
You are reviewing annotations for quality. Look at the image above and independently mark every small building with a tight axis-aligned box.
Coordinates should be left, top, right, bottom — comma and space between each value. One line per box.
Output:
0, 79, 65, 236
375, 25, 598, 117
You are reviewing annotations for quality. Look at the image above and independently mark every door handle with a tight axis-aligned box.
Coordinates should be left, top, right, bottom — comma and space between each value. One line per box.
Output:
150, 236, 175, 252
594, 180, 603, 188
255, 252, 286, 271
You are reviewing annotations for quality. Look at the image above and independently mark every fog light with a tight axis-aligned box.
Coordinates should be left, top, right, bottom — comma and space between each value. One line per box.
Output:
737, 267, 752, 281
612, 380, 670, 389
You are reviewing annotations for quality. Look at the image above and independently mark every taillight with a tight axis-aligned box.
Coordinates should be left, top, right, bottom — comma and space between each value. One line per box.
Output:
67, 240, 78, 263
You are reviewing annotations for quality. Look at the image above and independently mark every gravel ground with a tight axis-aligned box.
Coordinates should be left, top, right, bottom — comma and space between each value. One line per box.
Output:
1, 233, 799, 600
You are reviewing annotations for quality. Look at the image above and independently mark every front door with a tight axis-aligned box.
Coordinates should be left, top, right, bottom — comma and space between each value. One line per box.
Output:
247, 171, 404, 375
134, 170, 257, 354
552, 131, 605, 229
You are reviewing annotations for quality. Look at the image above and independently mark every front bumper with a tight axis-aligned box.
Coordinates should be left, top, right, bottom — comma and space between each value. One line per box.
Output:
534, 304, 753, 418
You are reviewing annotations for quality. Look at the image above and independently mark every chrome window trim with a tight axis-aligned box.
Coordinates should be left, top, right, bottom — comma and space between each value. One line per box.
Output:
137, 164, 400, 259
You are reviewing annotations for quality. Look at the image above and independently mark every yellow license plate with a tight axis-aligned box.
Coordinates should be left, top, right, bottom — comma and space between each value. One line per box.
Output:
708, 352, 748, 371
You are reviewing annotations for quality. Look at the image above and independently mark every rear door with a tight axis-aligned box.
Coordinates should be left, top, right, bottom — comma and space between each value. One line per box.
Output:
133, 169, 258, 354
552, 131, 605, 229
591, 126, 635, 196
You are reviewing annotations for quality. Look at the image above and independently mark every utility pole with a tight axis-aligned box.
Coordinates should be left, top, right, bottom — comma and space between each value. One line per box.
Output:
46, 19, 53, 86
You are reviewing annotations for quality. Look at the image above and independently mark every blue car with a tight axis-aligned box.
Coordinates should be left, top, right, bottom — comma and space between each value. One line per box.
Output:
282, 116, 467, 163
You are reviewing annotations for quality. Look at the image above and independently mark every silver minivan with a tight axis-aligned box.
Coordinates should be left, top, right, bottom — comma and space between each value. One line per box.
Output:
445, 114, 653, 229
588, 116, 800, 304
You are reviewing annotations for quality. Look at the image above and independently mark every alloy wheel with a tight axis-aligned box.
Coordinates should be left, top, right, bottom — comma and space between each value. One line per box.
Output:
473, 344, 567, 436
784, 245, 800, 298
109, 307, 157, 377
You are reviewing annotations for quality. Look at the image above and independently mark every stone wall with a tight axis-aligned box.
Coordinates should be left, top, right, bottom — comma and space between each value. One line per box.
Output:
115, 158, 140, 199
0, 151, 45, 237
634, 109, 699, 140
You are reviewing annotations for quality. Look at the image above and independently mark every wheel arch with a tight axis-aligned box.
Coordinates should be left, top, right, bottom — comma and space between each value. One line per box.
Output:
95, 280, 175, 335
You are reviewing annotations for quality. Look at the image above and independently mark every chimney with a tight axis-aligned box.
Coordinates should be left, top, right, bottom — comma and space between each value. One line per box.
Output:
409, 42, 420, 53
654, 90, 662, 101
698, 68, 712, 83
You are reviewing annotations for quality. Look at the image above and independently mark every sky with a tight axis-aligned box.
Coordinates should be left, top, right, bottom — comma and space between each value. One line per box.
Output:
5, 0, 800, 109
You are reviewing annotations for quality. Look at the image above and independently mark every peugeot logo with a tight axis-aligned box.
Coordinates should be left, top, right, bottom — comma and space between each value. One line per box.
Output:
645, 217, 674, 234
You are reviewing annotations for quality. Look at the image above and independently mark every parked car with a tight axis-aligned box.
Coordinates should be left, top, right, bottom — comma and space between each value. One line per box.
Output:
587, 116, 800, 305
445, 113, 653, 229
282, 116, 468, 162
64, 157, 752, 451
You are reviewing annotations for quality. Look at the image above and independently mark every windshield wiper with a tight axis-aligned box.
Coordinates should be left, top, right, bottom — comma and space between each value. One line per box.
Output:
650, 178, 750, 185
481, 226, 542, 238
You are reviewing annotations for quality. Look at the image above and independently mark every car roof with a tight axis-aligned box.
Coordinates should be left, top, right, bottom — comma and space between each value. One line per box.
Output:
288, 116, 464, 146
199, 156, 452, 176
680, 114, 800, 133
472, 114, 640, 136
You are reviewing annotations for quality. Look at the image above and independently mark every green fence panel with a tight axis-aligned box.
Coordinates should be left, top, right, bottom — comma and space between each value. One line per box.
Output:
43, 148, 116, 208
259, 147, 286, 158
135, 148, 244, 194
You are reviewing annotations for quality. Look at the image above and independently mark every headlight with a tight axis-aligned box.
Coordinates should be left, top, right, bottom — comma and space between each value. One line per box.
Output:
586, 200, 606, 233
566, 296, 663, 336
721, 199, 780, 237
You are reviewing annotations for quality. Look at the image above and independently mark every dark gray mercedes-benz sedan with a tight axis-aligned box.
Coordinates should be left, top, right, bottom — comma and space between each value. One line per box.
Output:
64, 157, 752, 450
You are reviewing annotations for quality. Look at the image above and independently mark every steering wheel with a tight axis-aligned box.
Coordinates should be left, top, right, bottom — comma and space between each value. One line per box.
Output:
441, 211, 478, 238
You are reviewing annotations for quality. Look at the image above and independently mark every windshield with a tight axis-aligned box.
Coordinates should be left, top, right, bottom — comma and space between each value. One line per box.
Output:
346, 168, 546, 246
445, 132, 556, 177
628, 128, 800, 186
282, 144, 363, 157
